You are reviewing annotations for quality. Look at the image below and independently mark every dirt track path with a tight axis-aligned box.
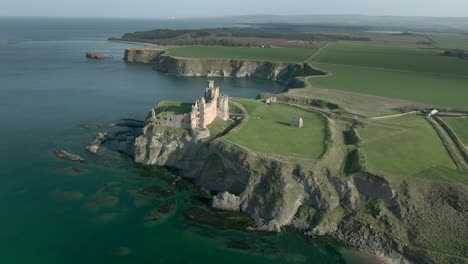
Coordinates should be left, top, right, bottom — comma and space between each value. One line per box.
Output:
370, 111, 418, 120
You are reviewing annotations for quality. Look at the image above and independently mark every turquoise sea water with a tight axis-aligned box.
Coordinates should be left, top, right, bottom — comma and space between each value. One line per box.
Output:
0, 17, 377, 264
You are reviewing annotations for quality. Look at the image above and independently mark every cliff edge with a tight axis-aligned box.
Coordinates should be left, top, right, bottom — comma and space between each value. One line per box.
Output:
124, 47, 324, 87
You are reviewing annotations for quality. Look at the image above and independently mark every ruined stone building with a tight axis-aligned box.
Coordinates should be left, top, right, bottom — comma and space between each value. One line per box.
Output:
150, 80, 229, 129
291, 117, 303, 128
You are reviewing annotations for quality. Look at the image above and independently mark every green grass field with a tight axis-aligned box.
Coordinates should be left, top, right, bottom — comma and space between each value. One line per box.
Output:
415, 167, 468, 185
206, 118, 235, 140
224, 99, 326, 159
156, 101, 192, 116
308, 64, 468, 108
429, 33, 468, 50
358, 114, 456, 176
442, 117, 468, 145
312, 42, 468, 75
307, 43, 468, 108
166, 46, 316, 63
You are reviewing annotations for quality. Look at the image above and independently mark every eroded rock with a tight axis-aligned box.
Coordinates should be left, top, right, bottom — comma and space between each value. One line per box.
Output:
212, 192, 241, 211
86, 132, 110, 154
86, 51, 110, 59
54, 149, 85, 163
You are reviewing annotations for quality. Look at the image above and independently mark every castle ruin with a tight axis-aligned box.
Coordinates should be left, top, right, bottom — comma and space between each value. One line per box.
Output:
150, 80, 229, 130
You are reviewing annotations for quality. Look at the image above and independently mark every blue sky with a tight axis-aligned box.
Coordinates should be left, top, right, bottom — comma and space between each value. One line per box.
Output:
2, 0, 468, 18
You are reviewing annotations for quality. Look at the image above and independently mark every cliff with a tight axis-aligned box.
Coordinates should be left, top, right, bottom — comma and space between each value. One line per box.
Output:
124, 48, 165, 63
133, 110, 411, 263
123, 48, 324, 87
132, 102, 468, 264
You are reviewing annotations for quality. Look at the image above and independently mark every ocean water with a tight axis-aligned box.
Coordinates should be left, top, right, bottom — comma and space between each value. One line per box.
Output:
0, 17, 377, 264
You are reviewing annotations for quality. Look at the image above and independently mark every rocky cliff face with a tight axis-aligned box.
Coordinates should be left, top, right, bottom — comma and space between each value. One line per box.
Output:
124, 48, 324, 87
124, 48, 165, 63
133, 115, 412, 263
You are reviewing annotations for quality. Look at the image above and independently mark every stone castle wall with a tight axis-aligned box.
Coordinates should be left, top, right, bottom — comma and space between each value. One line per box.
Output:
150, 110, 191, 129
200, 97, 218, 128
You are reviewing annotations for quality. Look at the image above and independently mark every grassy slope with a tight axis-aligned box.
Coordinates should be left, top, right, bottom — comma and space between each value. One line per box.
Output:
166, 46, 316, 63
308, 42, 468, 108
225, 98, 325, 159
358, 114, 456, 177
441, 117, 468, 145
206, 118, 235, 140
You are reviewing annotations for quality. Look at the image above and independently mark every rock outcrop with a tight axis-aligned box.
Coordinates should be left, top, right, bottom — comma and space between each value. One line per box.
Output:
86, 51, 110, 59
54, 149, 86, 163
86, 132, 110, 154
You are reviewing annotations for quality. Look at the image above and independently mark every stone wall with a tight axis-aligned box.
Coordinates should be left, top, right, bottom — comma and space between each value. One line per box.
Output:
151, 113, 191, 129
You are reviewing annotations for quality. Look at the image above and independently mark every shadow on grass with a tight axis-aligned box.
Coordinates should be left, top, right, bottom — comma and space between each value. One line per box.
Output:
275, 121, 290, 126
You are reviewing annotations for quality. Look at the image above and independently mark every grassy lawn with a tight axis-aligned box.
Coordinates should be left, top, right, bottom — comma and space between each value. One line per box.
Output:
414, 167, 468, 185
166, 46, 316, 63
442, 117, 468, 145
224, 98, 326, 159
206, 117, 235, 140
358, 114, 456, 176
156, 101, 192, 116
308, 64, 468, 108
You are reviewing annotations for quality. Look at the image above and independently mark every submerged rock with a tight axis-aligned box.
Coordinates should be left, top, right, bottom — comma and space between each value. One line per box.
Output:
116, 119, 144, 128
53, 149, 86, 163
110, 246, 132, 256
83, 195, 119, 212
50, 191, 85, 201
50, 166, 87, 175
85, 51, 110, 59
144, 201, 177, 227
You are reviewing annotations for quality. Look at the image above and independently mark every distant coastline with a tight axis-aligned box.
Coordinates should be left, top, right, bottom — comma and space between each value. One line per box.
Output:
108, 39, 161, 47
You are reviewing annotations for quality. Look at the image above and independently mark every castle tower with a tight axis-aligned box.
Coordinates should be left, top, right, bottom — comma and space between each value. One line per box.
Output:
217, 93, 229, 121
199, 97, 207, 128
208, 80, 215, 89
190, 100, 199, 129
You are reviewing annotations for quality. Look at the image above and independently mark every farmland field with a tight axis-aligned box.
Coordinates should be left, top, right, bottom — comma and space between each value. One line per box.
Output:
312, 42, 468, 76
308, 64, 468, 108
429, 33, 468, 50
307, 42, 468, 109
358, 114, 456, 176
225, 98, 325, 159
166, 46, 317, 63
442, 117, 468, 145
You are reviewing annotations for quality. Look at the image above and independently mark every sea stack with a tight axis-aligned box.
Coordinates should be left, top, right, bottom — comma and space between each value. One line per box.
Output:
85, 51, 110, 59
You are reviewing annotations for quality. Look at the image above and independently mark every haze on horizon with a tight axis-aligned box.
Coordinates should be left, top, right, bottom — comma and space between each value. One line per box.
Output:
2, 0, 468, 19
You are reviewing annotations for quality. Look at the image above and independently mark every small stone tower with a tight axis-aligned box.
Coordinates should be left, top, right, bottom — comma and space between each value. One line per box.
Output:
291, 117, 303, 128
